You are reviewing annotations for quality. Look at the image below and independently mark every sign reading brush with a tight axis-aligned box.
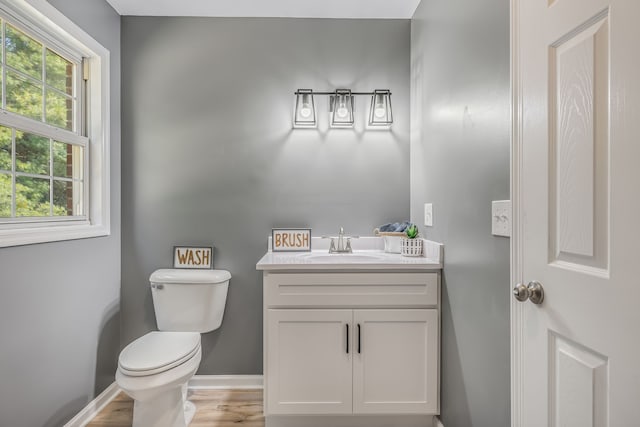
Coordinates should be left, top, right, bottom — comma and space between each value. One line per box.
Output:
272, 228, 311, 252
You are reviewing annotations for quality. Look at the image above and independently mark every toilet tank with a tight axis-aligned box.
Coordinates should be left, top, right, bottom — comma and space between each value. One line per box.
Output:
149, 269, 231, 333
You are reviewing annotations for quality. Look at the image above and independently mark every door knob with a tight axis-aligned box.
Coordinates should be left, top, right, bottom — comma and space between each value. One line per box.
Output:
513, 281, 544, 305
513, 283, 529, 302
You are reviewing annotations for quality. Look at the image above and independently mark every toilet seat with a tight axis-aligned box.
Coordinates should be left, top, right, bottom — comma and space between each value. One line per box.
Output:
119, 331, 200, 377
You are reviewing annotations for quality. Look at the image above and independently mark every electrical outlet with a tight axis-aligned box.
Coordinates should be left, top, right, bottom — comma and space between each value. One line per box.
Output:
424, 203, 433, 227
491, 200, 511, 237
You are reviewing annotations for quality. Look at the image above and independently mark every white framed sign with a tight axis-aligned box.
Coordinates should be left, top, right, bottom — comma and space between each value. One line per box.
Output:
272, 228, 312, 252
173, 246, 213, 269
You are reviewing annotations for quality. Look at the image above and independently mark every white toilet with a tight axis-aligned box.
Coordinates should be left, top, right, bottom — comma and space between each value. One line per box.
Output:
116, 268, 231, 427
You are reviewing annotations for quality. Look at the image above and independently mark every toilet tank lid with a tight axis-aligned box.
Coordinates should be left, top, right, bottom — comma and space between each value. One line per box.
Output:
150, 269, 231, 284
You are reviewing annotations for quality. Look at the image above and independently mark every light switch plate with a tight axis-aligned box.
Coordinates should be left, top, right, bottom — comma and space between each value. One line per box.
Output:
424, 203, 433, 227
492, 200, 511, 237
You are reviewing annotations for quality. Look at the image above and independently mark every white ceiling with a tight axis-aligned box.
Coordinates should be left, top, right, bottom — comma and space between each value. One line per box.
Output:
104, 0, 421, 19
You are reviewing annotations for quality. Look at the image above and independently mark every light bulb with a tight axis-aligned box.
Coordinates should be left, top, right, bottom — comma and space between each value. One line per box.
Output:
300, 106, 312, 118
299, 94, 312, 118
374, 94, 386, 118
336, 96, 348, 118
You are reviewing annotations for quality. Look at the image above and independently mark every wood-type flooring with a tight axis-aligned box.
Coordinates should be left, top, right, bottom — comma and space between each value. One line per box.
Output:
86, 389, 264, 427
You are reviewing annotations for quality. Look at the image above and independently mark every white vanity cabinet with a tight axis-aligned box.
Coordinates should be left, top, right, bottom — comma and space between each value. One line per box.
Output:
352, 308, 438, 414
262, 271, 440, 419
266, 309, 354, 414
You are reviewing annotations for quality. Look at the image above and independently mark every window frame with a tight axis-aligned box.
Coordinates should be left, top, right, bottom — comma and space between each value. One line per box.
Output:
0, 0, 110, 247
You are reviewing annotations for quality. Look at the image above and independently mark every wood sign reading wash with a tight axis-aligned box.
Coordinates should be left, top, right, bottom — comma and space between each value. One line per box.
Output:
173, 246, 213, 269
272, 228, 312, 252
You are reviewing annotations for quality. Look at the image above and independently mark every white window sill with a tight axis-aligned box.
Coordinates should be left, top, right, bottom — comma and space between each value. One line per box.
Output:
0, 223, 110, 248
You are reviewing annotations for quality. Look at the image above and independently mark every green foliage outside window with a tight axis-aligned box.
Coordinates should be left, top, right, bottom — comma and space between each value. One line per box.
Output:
0, 21, 81, 219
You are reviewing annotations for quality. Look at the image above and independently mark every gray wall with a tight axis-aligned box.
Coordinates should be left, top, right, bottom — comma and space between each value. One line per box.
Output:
0, 0, 121, 426
410, 1, 510, 427
121, 17, 410, 373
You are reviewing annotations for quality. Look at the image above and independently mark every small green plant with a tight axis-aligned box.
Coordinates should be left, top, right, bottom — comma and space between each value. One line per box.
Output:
405, 224, 419, 239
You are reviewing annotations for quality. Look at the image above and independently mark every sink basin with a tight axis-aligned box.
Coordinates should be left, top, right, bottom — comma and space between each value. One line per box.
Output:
299, 253, 385, 262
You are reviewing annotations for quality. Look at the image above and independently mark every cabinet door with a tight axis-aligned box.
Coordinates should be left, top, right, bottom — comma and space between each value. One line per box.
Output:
353, 309, 438, 414
266, 309, 353, 415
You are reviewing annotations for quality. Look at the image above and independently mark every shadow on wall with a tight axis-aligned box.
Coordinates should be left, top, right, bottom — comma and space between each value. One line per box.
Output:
440, 273, 473, 427
42, 397, 89, 427
41, 300, 120, 427
199, 328, 222, 374
95, 300, 121, 395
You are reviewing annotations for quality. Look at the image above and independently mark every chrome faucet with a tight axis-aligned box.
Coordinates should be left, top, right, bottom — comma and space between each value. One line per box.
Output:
325, 227, 358, 253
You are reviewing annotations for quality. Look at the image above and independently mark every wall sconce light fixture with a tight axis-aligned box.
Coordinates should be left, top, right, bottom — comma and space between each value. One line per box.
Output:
293, 89, 317, 128
330, 89, 355, 128
369, 89, 393, 127
293, 88, 393, 129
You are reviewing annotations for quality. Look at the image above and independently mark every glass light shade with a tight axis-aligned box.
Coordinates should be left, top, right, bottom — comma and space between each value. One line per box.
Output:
294, 89, 317, 128
330, 89, 355, 128
368, 89, 393, 127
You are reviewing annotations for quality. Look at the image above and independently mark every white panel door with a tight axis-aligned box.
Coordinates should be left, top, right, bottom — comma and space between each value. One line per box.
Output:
266, 309, 352, 415
352, 309, 438, 414
514, 0, 640, 425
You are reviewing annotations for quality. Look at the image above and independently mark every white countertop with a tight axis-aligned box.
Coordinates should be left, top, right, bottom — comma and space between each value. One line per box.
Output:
256, 237, 443, 271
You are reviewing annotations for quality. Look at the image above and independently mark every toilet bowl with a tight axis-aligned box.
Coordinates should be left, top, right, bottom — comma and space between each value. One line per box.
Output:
116, 332, 202, 427
116, 269, 231, 427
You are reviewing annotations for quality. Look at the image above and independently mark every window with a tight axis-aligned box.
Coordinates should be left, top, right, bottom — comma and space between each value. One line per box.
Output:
0, 0, 110, 247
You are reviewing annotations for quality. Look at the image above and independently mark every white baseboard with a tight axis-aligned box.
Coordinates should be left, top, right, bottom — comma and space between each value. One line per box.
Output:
63, 382, 120, 427
64, 375, 263, 426
435, 416, 444, 427
188, 374, 263, 389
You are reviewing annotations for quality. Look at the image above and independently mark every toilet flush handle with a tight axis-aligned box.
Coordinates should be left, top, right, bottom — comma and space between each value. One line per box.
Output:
151, 284, 164, 290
